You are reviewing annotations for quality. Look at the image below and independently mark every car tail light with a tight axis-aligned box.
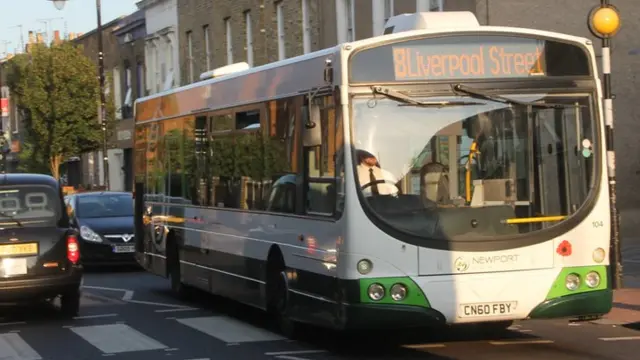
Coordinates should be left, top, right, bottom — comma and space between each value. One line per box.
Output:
67, 234, 80, 264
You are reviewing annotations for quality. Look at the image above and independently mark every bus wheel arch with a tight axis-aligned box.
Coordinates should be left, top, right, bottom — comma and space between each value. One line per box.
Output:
265, 245, 298, 338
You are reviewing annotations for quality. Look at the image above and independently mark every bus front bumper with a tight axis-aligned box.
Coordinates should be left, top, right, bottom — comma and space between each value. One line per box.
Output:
342, 303, 447, 330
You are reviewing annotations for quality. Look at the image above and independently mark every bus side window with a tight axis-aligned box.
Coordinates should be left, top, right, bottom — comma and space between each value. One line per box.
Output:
264, 99, 298, 214
305, 95, 338, 216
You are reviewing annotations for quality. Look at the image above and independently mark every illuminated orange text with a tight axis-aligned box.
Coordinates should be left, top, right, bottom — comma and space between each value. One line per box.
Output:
393, 45, 545, 80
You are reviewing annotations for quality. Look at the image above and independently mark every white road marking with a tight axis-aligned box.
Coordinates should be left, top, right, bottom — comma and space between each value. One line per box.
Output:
0, 322, 26, 327
183, 358, 210, 360
490, 340, 554, 345
71, 323, 168, 354
73, 314, 118, 320
82, 286, 130, 293
265, 350, 328, 355
176, 316, 285, 343
403, 344, 446, 349
599, 336, 640, 341
275, 356, 312, 360
125, 299, 191, 308
0, 333, 42, 360
81, 285, 135, 301
155, 308, 200, 313
164, 348, 179, 351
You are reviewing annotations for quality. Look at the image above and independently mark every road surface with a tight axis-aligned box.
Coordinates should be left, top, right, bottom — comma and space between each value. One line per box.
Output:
0, 267, 638, 360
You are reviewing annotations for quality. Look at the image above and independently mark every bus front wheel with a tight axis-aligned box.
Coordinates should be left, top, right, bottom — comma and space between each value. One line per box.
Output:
268, 267, 299, 338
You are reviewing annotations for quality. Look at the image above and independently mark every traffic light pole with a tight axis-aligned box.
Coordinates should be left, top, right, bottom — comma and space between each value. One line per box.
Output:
588, 2, 623, 289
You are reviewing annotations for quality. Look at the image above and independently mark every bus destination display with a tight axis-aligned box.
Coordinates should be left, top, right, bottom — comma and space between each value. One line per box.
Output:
393, 42, 546, 81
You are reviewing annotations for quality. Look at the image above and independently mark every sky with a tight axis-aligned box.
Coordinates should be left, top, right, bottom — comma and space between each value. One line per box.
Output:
0, 0, 139, 57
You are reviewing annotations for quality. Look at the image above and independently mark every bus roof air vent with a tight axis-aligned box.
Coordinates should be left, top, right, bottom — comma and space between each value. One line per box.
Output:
199, 62, 251, 80
382, 12, 480, 35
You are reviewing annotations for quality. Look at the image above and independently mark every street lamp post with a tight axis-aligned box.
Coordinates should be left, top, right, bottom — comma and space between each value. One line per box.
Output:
49, 0, 109, 190
588, 2, 622, 289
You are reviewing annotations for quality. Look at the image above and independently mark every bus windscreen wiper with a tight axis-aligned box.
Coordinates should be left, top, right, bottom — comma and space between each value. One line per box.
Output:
371, 86, 484, 107
452, 84, 582, 109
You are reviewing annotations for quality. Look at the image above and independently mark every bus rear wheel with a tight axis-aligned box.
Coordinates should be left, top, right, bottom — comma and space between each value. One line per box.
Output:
168, 242, 190, 300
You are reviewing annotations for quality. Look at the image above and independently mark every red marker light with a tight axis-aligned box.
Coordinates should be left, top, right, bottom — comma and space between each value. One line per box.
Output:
67, 234, 80, 264
556, 240, 572, 257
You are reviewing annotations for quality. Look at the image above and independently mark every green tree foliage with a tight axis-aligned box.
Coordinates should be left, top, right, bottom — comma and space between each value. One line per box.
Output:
5, 41, 115, 179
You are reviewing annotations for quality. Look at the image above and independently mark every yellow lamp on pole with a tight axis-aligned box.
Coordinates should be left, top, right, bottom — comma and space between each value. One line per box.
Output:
588, 4, 621, 38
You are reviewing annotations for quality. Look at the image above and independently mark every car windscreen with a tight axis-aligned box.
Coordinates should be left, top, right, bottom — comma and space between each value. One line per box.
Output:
76, 194, 133, 218
0, 185, 62, 226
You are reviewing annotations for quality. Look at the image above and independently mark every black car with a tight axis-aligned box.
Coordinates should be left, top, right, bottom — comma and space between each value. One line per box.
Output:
65, 191, 136, 266
0, 173, 82, 317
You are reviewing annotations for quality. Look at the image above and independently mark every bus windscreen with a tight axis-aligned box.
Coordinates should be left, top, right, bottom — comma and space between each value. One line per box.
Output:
349, 34, 591, 83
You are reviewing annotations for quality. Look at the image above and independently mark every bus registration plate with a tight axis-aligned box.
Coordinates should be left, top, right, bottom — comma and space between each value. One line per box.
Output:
459, 301, 517, 318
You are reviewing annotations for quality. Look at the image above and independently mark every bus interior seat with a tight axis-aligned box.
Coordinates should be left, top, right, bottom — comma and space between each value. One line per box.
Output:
420, 162, 450, 204
307, 181, 336, 214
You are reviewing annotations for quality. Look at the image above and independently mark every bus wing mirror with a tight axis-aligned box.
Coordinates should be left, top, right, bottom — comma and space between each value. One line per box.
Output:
302, 104, 322, 147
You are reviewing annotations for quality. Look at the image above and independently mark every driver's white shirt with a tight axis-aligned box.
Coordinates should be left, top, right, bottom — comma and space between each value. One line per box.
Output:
357, 164, 399, 196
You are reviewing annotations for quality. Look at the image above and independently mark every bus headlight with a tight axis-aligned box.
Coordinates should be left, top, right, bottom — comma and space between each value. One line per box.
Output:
565, 273, 580, 291
593, 248, 606, 263
585, 271, 601, 288
390, 283, 408, 301
368, 283, 385, 301
357, 259, 373, 275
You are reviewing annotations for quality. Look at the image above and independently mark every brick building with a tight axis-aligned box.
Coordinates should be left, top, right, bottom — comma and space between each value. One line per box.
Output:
177, 0, 324, 85
110, 10, 147, 192
71, 16, 126, 188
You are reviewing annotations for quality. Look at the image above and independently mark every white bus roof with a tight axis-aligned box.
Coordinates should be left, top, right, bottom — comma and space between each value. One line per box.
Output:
135, 13, 594, 113
383, 12, 480, 35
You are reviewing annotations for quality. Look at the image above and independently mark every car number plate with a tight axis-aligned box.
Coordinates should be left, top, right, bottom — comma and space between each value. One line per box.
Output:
459, 301, 517, 318
1, 258, 28, 276
113, 245, 135, 253
0, 243, 38, 256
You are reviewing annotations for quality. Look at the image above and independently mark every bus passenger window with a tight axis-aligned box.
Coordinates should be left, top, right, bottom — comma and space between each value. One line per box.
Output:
264, 99, 298, 214
306, 95, 337, 216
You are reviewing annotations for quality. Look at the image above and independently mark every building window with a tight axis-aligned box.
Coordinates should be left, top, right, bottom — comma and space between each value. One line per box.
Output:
163, 38, 174, 91
431, 0, 444, 11
346, 0, 355, 41
245, 11, 254, 66
276, 2, 285, 60
112, 67, 122, 120
136, 61, 144, 99
384, 0, 394, 22
225, 17, 233, 65
301, 0, 311, 54
417, 0, 444, 11
123, 65, 132, 118
203, 25, 211, 71
153, 44, 160, 93
186, 31, 194, 82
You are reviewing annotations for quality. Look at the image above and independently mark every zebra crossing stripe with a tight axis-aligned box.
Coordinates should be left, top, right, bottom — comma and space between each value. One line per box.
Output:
0, 333, 42, 360
71, 324, 168, 354
176, 316, 285, 343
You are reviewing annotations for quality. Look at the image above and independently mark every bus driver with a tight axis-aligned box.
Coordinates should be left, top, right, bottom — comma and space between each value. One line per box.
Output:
356, 149, 399, 196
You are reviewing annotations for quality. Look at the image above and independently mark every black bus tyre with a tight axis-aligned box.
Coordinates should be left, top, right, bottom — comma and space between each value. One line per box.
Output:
272, 270, 299, 339
168, 243, 190, 300
60, 288, 81, 318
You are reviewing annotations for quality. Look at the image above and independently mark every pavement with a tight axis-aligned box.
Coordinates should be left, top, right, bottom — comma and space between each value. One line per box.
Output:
0, 266, 638, 360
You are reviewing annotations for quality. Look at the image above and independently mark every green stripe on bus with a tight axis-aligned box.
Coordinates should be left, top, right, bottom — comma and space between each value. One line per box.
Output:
359, 277, 431, 307
545, 265, 608, 300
